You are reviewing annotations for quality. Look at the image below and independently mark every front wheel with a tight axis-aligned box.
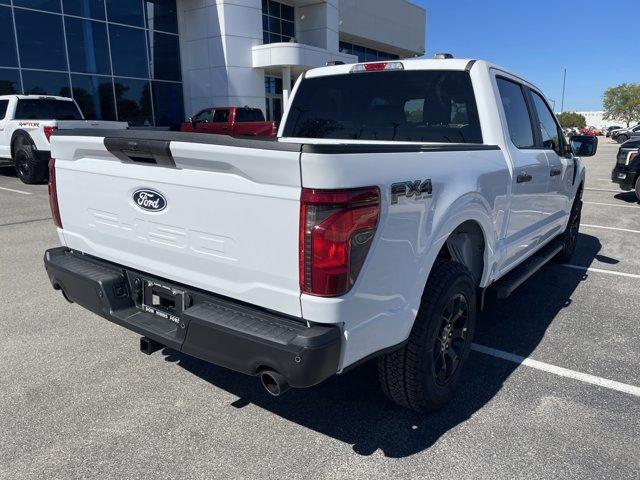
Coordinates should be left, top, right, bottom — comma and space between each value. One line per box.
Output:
377, 261, 476, 412
555, 195, 582, 263
617, 134, 629, 144
635, 176, 640, 203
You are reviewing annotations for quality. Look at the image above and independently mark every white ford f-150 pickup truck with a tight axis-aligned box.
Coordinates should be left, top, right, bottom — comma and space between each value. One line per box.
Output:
0, 95, 128, 184
43, 58, 598, 412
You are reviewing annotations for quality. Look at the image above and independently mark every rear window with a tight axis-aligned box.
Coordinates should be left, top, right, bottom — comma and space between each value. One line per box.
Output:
236, 108, 265, 122
14, 98, 83, 120
283, 70, 483, 143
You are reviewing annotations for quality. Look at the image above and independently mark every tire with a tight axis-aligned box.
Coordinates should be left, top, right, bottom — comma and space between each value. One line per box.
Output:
617, 134, 629, 144
555, 193, 582, 263
377, 261, 477, 413
13, 137, 47, 184
635, 176, 640, 203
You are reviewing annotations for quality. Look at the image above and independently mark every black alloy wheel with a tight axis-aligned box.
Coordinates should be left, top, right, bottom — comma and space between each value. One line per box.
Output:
433, 293, 469, 386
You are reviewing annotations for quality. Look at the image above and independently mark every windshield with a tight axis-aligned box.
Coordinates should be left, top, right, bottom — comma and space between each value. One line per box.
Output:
283, 70, 482, 143
15, 99, 83, 120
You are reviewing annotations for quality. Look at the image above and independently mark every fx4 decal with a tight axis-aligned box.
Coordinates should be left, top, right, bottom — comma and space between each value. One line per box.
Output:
390, 179, 433, 204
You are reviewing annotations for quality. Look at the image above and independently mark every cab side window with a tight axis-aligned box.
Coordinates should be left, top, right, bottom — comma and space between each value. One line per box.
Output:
497, 78, 535, 149
0, 100, 8, 119
212, 109, 230, 123
531, 91, 563, 156
236, 108, 264, 122
194, 109, 212, 123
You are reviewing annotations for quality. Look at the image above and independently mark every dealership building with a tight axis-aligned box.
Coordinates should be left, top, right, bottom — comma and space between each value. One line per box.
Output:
0, 0, 426, 127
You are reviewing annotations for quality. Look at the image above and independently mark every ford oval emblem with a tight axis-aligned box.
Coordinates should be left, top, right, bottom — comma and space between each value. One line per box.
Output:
133, 189, 167, 212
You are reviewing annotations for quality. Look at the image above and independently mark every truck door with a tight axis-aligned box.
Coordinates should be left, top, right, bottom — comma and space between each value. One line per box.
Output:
184, 109, 212, 133
209, 108, 231, 135
495, 76, 553, 269
529, 90, 574, 226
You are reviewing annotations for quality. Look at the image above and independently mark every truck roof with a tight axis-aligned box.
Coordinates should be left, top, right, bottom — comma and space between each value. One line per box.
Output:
0, 94, 74, 101
305, 58, 535, 89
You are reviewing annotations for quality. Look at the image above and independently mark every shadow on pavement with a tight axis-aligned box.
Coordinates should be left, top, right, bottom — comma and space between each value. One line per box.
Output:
614, 192, 639, 204
161, 233, 605, 458
0, 165, 17, 177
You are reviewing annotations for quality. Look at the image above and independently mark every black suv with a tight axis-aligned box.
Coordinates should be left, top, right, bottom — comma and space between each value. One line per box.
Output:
612, 139, 640, 201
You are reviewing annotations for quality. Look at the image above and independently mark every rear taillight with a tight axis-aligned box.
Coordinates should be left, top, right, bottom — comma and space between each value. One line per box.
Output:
43, 126, 56, 142
48, 159, 62, 228
300, 187, 380, 297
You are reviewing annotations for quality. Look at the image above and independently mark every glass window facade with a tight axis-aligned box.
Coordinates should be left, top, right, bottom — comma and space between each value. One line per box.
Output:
0, 6, 18, 68
63, 0, 105, 20
264, 75, 283, 121
109, 24, 149, 78
15, 9, 68, 70
14, 0, 61, 13
339, 41, 400, 63
0, 1, 184, 127
22, 70, 70, 96
0, 68, 21, 95
262, 0, 295, 44
105, 0, 143, 27
65, 17, 111, 75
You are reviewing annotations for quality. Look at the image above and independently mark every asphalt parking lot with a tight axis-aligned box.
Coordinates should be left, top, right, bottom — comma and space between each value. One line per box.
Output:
0, 139, 638, 479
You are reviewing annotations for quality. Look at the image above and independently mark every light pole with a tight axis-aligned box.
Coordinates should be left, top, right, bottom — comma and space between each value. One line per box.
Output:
560, 68, 567, 113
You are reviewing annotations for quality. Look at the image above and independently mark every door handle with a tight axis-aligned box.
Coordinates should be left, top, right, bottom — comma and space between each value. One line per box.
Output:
517, 173, 533, 183
550, 168, 562, 177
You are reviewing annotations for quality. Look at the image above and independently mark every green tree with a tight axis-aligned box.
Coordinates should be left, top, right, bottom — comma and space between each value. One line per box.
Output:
602, 83, 640, 127
556, 111, 586, 128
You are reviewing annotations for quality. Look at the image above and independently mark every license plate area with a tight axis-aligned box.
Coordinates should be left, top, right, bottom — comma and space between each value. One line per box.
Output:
141, 280, 185, 326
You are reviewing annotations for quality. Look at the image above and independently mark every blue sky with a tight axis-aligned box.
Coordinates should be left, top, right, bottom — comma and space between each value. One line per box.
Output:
414, 0, 638, 111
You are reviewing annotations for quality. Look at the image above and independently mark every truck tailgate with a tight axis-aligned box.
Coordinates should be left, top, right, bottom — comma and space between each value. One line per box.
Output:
51, 131, 303, 317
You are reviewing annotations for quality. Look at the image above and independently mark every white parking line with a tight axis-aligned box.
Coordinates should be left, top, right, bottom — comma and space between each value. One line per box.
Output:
561, 264, 640, 279
584, 187, 625, 193
582, 224, 640, 234
0, 186, 31, 195
584, 201, 639, 209
471, 343, 640, 397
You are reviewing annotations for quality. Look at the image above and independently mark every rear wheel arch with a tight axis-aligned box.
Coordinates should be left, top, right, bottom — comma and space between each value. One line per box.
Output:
436, 220, 487, 286
10, 130, 36, 158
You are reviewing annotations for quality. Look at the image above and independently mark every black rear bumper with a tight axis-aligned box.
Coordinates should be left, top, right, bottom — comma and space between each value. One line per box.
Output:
611, 165, 636, 191
43, 247, 341, 388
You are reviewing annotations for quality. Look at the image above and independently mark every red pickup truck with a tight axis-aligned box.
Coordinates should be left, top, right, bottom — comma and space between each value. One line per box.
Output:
181, 107, 278, 137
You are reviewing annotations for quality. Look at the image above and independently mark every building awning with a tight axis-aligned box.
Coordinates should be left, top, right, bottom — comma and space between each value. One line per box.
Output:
252, 42, 357, 76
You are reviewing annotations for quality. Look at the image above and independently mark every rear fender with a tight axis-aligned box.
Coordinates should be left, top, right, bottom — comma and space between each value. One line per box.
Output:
418, 192, 496, 293
10, 129, 37, 157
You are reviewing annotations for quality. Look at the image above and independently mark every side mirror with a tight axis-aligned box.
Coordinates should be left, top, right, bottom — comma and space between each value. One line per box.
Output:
570, 134, 598, 157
